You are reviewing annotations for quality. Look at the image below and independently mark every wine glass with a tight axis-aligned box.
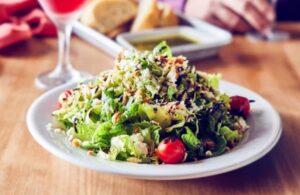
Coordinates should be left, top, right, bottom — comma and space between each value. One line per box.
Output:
246, 0, 289, 42
36, 0, 90, 90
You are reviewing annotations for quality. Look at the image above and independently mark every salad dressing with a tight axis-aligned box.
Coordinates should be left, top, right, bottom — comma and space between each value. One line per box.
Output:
131, 35, 198, 51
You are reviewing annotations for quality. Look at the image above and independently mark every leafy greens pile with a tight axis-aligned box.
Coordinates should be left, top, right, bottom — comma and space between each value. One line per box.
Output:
52, 42, 249, 164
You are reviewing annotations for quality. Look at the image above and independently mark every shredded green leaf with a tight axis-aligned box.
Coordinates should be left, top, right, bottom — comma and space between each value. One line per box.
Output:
51, 42, 249, 164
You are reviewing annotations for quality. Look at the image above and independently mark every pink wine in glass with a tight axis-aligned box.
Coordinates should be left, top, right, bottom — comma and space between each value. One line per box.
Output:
42, 0, 88, 14
36, 0, 90, 90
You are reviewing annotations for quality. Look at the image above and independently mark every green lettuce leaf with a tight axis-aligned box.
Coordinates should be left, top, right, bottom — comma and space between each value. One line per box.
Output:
73, 120, 97, 141
207, 73, 221, 90
219, 126, 239, 141
91, 121, 113, 149
181, 127, 201, 150
118, 101, 140, 123
167, 85, 178, 100
134, 121, 162, 145
139, 104, 171, 128
153, 41, 172, 58
211, 134, 227, 156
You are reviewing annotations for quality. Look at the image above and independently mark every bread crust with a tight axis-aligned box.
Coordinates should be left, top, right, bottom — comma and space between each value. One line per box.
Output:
130, 0, 160, 32
158, 4, 179, 27
81, 0, 137, 34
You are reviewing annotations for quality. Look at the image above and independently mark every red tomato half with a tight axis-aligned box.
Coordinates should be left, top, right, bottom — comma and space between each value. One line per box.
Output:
230, 96, 251, 118
58, 90, 73, 108
157, 138, 186, 164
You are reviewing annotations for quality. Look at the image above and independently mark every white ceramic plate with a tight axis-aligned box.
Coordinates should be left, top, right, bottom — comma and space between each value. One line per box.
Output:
26, 80, 282, 180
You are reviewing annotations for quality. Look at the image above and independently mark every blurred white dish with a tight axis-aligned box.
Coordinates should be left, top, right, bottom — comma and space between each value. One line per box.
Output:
116, 26, 231, 61
26, 80, 281, 180
73, 13, 232, 60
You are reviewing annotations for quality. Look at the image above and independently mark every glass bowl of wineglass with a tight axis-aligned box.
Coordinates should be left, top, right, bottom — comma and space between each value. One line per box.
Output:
36, 0, 91, 90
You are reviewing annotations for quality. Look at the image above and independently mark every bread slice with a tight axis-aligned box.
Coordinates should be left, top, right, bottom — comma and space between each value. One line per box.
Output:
158, 4, 179, 27
130, 0, 160, 32
106, 21, 131, 38
81, 0, 137, 34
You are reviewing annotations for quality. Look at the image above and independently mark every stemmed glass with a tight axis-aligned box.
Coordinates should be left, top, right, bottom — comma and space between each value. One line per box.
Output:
246, 0, 289, 41
36, 0, 90, 90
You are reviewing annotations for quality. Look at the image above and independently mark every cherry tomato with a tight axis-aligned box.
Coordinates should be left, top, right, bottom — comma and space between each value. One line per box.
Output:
230, 96, 250, 118
157, 138, 186, 164
58, 90, 73, 108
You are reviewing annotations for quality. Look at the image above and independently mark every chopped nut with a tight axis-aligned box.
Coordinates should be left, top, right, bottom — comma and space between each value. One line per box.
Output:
87, 150, 94, 156
134, 89, 144, 99
234, 122, 242, 131
143, 96, 151, 103
133, 126, 139, 133
174, 56, 185, 64
112, 112, 122, 124
205, 150, 213, 157
54, 128, 62, 133
133, 70, 140, 77
71, 138, 81, 147
122, 93, 129, 105
116, 52, 124, 62
126, 157, 142, 163
150, 120, 160, 125
180, 92, 188, 101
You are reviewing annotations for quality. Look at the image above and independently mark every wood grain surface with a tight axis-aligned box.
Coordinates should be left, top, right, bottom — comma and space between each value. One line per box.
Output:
1, 24, 300, 195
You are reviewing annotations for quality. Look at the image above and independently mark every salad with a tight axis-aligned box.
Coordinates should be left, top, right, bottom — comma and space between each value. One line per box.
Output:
52, 42, 250, 164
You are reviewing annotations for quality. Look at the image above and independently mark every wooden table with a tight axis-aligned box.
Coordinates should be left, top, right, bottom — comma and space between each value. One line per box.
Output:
1, 24, 300, 195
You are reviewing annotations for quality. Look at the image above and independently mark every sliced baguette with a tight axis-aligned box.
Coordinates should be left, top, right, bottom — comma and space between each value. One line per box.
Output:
130, 0, 160, 32
81, 0, 137, 34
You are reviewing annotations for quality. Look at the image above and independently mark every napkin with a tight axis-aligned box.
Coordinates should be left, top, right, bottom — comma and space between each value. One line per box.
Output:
0, 0, 56, 50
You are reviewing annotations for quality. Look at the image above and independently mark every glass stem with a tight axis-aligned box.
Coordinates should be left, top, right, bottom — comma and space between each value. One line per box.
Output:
56, 24, 73, 72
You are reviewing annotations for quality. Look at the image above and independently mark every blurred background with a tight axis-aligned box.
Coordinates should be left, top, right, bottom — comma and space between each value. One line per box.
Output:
2, 0, 300, 90
1, 0, 300, 51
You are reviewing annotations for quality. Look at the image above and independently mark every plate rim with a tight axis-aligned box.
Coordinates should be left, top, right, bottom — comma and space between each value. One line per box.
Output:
26, 80, 282, 180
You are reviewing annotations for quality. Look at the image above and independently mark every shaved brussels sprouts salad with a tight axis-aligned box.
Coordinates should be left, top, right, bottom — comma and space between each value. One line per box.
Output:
51, 42, 250, 164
